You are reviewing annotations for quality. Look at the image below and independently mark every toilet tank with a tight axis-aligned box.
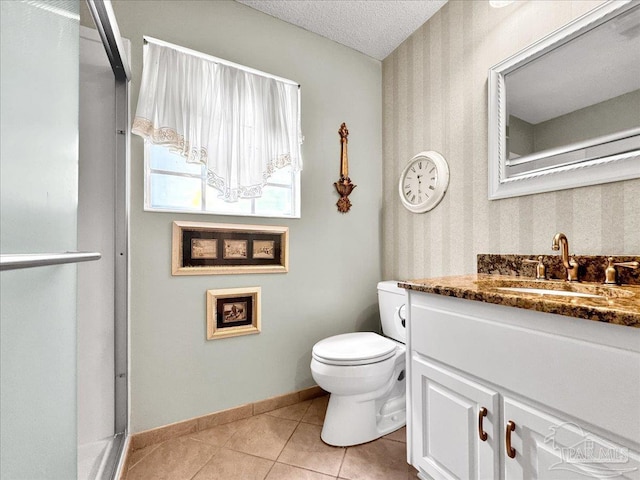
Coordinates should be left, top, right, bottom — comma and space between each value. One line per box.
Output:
377, 281, 407, 344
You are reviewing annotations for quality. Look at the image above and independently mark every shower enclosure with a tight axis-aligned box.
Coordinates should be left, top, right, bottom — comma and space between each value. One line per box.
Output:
0, 1, 130, 478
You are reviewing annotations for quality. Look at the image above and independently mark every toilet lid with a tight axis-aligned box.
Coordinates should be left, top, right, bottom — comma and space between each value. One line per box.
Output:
312, 332, 397, 366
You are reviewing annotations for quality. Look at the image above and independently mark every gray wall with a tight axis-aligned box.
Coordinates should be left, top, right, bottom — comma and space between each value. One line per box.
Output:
507, 115, 534, 158
509, 89, 640, 156
533, 89, 640, 152
382, 0, 640, 281
84, 0, 383, 433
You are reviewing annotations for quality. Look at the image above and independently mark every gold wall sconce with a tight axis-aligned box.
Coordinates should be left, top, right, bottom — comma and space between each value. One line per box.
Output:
334, 122, 356, 213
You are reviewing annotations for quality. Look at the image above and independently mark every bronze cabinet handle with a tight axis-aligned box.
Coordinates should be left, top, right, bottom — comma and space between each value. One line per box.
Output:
506, 421, 516, 458
478, 407, 488, 441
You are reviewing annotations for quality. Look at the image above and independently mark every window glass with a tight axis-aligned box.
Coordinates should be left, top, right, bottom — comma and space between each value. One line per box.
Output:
149, 144, 202, 175
254, 186, 292, 217
267, 164, 293, 185
149, 173, 202, 210
205, 186, 253, 215
145, 144, 299, 218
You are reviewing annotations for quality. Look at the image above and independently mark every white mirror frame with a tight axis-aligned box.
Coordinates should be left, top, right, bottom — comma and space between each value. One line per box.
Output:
488, 0, 640, 200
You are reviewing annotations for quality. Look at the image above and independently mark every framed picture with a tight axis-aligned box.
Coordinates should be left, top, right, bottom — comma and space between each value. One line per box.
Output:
172, 221, 289, 275
253, 240, 275, 259
223, 239, 248, 259
191, 239, 218, 259
206, 287, 261, 340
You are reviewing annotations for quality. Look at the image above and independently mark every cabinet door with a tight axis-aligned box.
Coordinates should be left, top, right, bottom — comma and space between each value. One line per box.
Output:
503, 397, 640, 480
412, 356, 499, 480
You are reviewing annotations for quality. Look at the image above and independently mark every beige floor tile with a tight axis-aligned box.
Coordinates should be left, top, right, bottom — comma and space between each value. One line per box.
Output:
126, 436, 217, 480
127, 443, 160, 470
277, 422, 346, 477
267, 463, 337, 480
192, 448, 274, 480
383, 426, 407, 443
338, 438, 408, 480
301, 395, 329, 426
188, 418, 250, 447
225, 414, 298, 460
124, 398, 413, 480
265, 400, 312, 421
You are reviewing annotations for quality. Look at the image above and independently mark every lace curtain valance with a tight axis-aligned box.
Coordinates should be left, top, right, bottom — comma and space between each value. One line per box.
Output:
132, 38, 302, 202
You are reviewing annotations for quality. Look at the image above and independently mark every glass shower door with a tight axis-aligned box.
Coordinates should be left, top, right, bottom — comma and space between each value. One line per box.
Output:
1, 1, 81, 479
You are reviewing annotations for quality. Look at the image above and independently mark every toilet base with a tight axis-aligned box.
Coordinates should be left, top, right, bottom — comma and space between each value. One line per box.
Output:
320, 392, 406, 447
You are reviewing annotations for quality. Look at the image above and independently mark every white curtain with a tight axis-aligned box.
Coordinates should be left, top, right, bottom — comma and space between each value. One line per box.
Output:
132, 39, 302, 202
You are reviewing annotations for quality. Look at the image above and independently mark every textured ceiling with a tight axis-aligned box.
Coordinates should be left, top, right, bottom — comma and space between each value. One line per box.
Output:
235, 0, 448, 60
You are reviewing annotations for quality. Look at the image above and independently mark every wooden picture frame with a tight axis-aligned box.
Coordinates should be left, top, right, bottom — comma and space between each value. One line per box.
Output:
172, 221, 289, 275
206, 287, 261, 340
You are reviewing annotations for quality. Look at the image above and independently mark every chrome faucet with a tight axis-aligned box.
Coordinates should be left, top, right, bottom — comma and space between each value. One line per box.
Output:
551, 233, 579, 281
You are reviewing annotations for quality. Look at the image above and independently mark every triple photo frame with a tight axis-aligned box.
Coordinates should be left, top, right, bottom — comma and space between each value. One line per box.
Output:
172, 221, 289, 276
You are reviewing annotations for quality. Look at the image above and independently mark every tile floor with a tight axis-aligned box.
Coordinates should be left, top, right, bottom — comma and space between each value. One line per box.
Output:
124, 395, 419, 480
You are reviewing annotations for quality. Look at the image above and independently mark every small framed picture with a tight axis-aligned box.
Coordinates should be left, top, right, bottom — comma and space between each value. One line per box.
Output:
253, 240, 275, 259
206, 287, 261, 340
191, 238, 218, 259
223, 239, 248, 259
172, 221, 288, 275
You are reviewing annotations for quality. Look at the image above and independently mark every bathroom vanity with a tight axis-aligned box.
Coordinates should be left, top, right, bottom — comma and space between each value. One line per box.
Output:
400, 263, 640, 480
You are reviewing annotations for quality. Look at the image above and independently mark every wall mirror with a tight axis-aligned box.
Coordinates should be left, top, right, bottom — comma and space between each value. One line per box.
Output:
488, 1, 640, 199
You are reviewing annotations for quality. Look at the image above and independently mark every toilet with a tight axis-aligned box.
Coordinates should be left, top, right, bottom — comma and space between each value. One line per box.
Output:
310, 281, 407, 446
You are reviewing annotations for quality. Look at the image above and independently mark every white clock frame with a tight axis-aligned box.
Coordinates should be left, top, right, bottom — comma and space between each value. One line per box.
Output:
398, 151, 450, 214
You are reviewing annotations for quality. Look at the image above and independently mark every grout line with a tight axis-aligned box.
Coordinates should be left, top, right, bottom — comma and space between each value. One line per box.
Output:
274, 416, 300, 462
125, 442, 161, 472
187, 448, 219, 480
221, 427, 240, 450
274, 460, 343, 479
218, 444, 281, 463
336, 443, 348, 479
263, 457, 278, 480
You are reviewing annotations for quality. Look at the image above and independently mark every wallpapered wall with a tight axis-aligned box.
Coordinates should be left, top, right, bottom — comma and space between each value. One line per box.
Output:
82, 0, 383, 433
382, 0, 640, 282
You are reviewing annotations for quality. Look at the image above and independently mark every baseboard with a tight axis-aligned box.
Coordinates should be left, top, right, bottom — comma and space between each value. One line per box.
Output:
124, 385, 326, 466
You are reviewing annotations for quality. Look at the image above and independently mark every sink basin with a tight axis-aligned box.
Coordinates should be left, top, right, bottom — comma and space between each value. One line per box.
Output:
496, 286, 603, 298
477, 279, 634, 300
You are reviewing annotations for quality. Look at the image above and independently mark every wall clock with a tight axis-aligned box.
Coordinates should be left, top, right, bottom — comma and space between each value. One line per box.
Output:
398, 151, 450, 213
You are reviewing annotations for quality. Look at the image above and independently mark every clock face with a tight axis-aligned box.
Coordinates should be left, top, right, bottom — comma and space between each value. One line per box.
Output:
401, 158, 437, 206
398, 151, 449, 213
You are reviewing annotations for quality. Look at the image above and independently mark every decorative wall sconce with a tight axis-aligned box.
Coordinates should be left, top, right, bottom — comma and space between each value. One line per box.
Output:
334, 123, 356, 213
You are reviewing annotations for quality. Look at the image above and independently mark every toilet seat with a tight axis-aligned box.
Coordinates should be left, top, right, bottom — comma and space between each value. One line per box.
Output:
312, 332, 397, 366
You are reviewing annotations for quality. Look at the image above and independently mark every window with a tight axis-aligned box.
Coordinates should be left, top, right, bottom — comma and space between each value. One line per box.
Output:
133, 37, 303, 219
145, 143, 300, 218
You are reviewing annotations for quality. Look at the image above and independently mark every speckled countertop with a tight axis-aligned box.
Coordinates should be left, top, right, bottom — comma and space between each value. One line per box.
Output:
399, 254, 640, 328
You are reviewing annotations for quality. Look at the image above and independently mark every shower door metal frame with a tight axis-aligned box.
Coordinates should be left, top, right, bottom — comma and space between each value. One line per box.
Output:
85, 1, 130, 478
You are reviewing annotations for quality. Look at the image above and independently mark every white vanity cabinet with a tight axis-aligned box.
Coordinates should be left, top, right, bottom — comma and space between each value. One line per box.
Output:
405, 290, 640, 480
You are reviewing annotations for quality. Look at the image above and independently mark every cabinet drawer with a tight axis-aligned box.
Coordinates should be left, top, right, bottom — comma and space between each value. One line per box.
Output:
410, 299, 640, 446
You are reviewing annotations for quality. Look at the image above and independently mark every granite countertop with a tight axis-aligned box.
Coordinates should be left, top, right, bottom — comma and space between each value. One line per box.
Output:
399, 260, 640, 328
